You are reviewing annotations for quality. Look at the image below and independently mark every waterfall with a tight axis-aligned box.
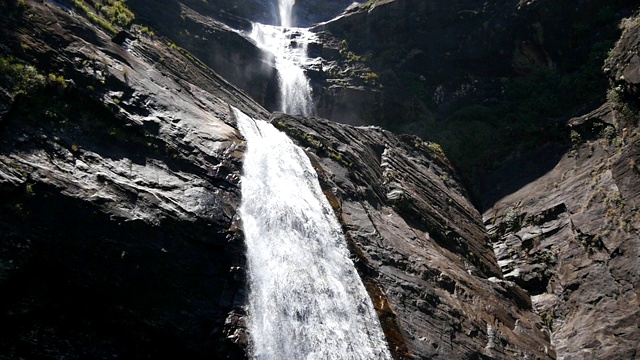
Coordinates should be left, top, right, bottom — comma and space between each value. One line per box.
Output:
249, 0, 315, 116
234, 107, 392, 360
278, 0, 295, 28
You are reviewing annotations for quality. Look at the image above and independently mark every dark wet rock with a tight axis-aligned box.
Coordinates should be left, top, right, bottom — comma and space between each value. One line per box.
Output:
272, 112, 554, 360
127, 0, 280, 111
605, 13, 640, 107
125, 0, 355, 115
3, 0, 640, 359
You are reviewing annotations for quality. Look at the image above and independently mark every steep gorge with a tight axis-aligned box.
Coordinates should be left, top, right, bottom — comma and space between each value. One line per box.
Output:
0, 0, 639, 359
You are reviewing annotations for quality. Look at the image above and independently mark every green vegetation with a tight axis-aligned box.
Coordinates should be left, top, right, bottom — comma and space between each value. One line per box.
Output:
0, 56, 46, 94
133, 24, 155, 37
167, 41, 179, 50
25, 182, 35, 197
361, 71, 379, 85
0, 56, 67, 95
539, 309, 555, 329
425, 142, 445, 158
503, 207, 521, 232
607, 85, 640, 125
274, 119, 353, 168
339, 40, 364, 64
72, 0, 116, 33
70, 0, 134, 34
361, 0, 378, 10
100, 0, 134, 27
569, 129, 584, 154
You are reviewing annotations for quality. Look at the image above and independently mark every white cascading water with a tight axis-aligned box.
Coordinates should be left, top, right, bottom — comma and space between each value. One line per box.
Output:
234, 106, 392, 360
278, 0, 295, 28
249, 0, 315, 116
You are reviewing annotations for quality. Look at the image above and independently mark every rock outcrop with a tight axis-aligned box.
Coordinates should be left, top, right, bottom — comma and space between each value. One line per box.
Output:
125, 0, 355, 115
127, 0, 281, 110
273, 113, 554, 359
0, 2, 556, 359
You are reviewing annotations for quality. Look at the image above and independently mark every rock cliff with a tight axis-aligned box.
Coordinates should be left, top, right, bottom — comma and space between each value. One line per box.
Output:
0, 1, 261, 358
310, 0, 638, 199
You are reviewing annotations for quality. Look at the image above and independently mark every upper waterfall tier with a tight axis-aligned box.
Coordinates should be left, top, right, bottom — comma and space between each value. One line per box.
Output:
249, 23, 316, 116
278, 0, 295, 28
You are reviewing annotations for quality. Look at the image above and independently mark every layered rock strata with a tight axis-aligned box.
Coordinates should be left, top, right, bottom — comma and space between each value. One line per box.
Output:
273, 113, 554, 359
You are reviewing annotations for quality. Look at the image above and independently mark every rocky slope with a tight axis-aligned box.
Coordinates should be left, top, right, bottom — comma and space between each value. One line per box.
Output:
124, 0, 354, 113
120, 0, 638, 191
310, 0, 638, 200
484, 14, 640, 360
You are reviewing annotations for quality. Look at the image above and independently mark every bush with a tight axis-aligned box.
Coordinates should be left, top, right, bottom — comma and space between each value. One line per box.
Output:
103, 0, 134, 27
361, 72, 379, 84
0, 56, 46, 94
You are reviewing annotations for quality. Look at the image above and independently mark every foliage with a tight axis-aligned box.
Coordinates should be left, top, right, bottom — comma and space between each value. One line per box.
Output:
397, 72, 435, 107
539, 309, 555, 329
167, 41, 179, 50
361, 0, 378, 10
339, 39, 363, 63
100, 0, 134, 27
361, 72, 379, 84
72, 0, 116, 33
425, 142, 445, 157
133, 24, 155, 37
503, 208, 521, 232
47, 73, 67, 89
274, 120, 353, 167
0, 56, 46, 94
70, 0, 135, 34
0, 56, 69, 110
570, 130, 581, 147
607, 84, 640, 126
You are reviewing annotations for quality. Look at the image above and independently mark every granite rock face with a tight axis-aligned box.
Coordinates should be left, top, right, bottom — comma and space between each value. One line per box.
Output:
125, 0, 355, 114
127, 0, 281, 111
273, 113, 554, 359
605, 14, 640, 104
